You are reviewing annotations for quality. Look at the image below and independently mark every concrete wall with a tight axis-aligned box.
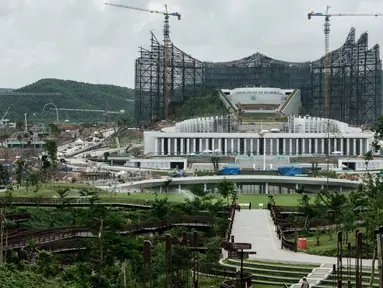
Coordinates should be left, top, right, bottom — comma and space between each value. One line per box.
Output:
282, 89, 301, 115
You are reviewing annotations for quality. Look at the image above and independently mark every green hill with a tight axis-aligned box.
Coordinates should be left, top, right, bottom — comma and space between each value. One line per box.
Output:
171, 90, 229, 121
0, 79, 134, 123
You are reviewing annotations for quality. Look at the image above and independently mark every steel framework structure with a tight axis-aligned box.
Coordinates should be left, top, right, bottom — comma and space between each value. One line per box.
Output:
310, 28, 382, 125
135, 28, 382, 126
135, 32, 204, 126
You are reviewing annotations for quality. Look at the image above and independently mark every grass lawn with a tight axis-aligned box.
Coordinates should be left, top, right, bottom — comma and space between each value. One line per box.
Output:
0, 183, 304, 206
288, 229, 359, 253
237, 194, 302, 207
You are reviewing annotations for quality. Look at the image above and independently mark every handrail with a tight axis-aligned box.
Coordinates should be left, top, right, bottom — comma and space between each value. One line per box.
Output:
270, 205, 297, 252
220, 271, 253, 288
4, 216, 213, 249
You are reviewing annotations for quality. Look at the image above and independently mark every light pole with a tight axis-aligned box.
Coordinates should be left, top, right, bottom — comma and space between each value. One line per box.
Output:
24, 113, 27, 132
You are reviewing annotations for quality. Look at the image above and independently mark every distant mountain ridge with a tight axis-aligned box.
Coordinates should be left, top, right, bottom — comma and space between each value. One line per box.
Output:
0, 79, 134, 122
0, 88, 14, 93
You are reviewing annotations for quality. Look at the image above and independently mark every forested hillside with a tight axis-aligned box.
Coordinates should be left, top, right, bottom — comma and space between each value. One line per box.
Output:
0, 79, 134, 123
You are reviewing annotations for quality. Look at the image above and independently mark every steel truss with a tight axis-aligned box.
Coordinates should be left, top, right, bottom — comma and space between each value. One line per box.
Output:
135, 32, 204, 126
135, 28, 382, 126
310, 28, 382, 125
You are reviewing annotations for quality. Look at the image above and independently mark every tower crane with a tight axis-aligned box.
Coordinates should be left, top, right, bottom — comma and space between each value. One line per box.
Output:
105, 2, 181, 121
308, 6, 383, 119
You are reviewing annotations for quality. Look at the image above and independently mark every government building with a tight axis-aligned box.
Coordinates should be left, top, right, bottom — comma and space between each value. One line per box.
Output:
144, 115, 373, 157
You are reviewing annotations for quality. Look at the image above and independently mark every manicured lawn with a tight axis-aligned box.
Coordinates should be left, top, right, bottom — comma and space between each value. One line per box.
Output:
237, 194, 302, 207
288, 229, 359, 253
0, 183, 304, 206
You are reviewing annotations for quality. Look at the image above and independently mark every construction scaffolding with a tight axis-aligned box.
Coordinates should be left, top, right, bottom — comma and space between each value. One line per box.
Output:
134, 32, 204, 127
135, 28, 382, 126
310, 28, 382, 125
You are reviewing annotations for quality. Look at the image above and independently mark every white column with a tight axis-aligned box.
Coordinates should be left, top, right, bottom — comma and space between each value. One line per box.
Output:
321, 139, 325, 154
174, 138, 178, 155
250, 139, 253, 155
187, 138, 191, 154
212, 138, 215, 150
237, 139, 240, 154
180, 138, 184, 155
276, 139, 280, 155
328, 138, 331, 155
192, 138, 196, 153
244, 139, 247, 154
205, 138, 209, 150
168, 138, 171, 155
302, 138, 305, 154
334, 138, 337, 152
295, 139, 299, 155
308, 138, 312, 154
340, 138, 344, 155
283, 139, 286, 155
347, 138, 350, 155
224, 138, 228, 155
315, 139, 318, 154
231, 139, 234, 153
218, 138, 222, 152
257, 139, 260, 155
359, 138, 363, 156
289, 139, 292, 155
199, 138, 202, 153
265, 182, 269, 195
353, 139, 356, 156
161, 138, 165, 155
155, 138, 158, 155
270, 138, 273, 155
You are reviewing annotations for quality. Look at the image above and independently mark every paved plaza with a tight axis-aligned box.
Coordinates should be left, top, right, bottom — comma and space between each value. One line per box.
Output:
231, 209, 373, 267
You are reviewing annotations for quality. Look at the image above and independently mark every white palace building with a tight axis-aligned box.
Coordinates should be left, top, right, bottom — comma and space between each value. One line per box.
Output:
144, 115, 373, 157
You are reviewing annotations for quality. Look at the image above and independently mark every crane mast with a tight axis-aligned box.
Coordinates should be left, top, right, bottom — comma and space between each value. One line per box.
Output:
105, 2, 181, 121
308, 6, 383, 120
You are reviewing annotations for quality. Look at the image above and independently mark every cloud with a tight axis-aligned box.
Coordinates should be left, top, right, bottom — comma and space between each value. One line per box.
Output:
1, 0, 383, 89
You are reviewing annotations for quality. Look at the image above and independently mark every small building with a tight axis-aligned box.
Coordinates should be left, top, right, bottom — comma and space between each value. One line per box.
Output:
81, 171, 111, 181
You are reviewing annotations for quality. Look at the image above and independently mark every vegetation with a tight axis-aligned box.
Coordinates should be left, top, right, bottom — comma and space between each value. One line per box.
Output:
0, 192, 229, 287
170, 90, 228, 121
0, 79, 134, 123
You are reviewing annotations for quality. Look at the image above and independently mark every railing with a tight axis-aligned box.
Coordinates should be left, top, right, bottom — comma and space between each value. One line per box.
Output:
270, 205, 297, 252
3, 213, 31, 222
4, 216, 213, 249
220, 272, 253, 288
225, 203, 236, 242
0, 197, 159, 207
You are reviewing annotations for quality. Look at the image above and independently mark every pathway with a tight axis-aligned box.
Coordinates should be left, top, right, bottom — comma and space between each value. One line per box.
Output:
229, 209, 374, 287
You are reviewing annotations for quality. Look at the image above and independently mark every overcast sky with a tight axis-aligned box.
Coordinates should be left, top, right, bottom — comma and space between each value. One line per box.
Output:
1, 0, 383, 89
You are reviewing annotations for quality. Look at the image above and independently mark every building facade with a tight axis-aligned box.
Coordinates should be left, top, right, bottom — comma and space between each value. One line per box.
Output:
144, 116, 373, 156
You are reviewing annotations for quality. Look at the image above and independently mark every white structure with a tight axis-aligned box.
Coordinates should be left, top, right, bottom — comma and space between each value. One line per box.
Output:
175, 115, 236, 133
144, 116, 374, 157
289, 115, 363, 134
222, 87, 292, 106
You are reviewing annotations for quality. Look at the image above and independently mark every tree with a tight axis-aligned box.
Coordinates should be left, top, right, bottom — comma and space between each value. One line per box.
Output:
216, 179, 236, 204
210, 156, 220, 174
56, 187, 70, 208
44, 139, 58, 179
190, 184, 207, 198
14, 159, 25, 186
48, 123, 61, 138
298, 194, 314, 231
103, 151, 110, 162
27, 172, 41, 193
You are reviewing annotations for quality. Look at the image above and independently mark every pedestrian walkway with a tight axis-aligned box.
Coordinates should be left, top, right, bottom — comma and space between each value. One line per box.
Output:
231, 209, 373, 266
230, 209, 374, 288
